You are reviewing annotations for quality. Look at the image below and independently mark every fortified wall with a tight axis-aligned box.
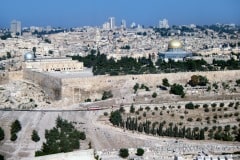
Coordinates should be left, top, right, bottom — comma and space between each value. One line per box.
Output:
61, 70, 240, 104
23, 69, 62, 100
23, 69, 240, 104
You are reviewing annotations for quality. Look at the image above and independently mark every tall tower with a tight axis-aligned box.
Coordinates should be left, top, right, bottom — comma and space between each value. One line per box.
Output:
159, 18, 169, 28
10, 20, 21, 35
121, 19, 126, 29
108, 17, 115, 30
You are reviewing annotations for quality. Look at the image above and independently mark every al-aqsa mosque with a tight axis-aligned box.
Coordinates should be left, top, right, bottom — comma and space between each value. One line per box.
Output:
159, 40, 192, 62
23, 52, 84, 72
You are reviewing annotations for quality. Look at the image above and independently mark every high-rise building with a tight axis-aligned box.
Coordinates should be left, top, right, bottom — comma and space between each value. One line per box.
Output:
10, 20, 21, 35
159, 18, 169, 29
121, 19, 126, 29
102, 22, 110, 30
108, 17, 115, 29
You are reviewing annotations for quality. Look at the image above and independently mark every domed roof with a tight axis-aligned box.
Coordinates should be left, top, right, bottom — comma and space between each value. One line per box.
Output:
24, 52, 34, 61
168, 40, 182, 49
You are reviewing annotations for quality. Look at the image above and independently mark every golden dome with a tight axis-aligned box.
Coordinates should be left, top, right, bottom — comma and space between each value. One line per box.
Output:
168, 40, 182, 49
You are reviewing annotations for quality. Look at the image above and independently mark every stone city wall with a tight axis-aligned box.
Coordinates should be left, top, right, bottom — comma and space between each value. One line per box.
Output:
61, 70, 240, 104
21, 69, 240, 104
23, 69, 62, 100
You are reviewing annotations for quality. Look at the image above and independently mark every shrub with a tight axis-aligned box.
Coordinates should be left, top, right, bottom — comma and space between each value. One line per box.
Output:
211, 103, 217, 108
204, 108, 209, 112
102, 90, 113, 100
31, 130, 40, 142
145, 106, 150, 111
185, 102, 194, 109
136, 148, 144, 156
170, 83, 184, 97
11, 120, 21, 134
119, 148, 129, 158
187, 118, 193, 122
10, 133, 17, 141
162, 78, 170, 87
152, 92, 157, 98
220, 103, 224, 107
143, 112, 146, 117
130, 104, 135, 113
104, 112, 108, 116
203, 104, 208, 108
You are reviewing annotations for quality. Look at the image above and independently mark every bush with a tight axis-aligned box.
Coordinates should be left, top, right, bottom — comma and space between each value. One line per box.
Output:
11, 120, 21, 134
130, 104, 135, 113
102, 90, 113, 100
152, 92, 157, 98
119, 148, 129, 158
188, 75, 208, 87
203, 104, 208, 108
104, 112, 108, 116
10, 133, 17, 141
162, 78, 170, 87
211, 103, 217, 108
204, 108, 210, 112
136, 148, 144, 156
170, 83, 185, 97
31, 130, 40, 142
185, 102, 194, 109
220, 103, 224, 107
109, 110, 122, 126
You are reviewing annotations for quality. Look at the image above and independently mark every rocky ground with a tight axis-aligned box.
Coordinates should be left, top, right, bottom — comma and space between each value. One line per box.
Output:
0, 80, 52, 109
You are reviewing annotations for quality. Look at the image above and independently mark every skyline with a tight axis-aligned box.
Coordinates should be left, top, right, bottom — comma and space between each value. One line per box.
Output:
0, 0, 240, 28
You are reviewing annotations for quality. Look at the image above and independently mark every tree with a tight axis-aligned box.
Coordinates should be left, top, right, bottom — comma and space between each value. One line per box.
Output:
48, 50, 53, 55
32, 47, 36, 58
185, 102, 194, 109
136, 148, 144, 156
170, 83, 184, 97
152, 92, 157, 98
102, 91, 113, 100
133, 83, 139, 93
10, 133, 17, 141
109, 110, 122, 126
188, 75, 208, 87
32, 130, 40, 142
0, 127, 4, 141
35, 117, 85, 157
6, 52, 11, 59
119, 148, 129, 158
162, 78, 170, 87
130, 104, 135, 113
236, 79, 240, 86
11, 120, 21, 134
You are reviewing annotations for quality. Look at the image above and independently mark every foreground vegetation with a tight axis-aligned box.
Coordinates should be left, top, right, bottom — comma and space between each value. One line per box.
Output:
110, 101, 240, 142
35, 117, 86, 157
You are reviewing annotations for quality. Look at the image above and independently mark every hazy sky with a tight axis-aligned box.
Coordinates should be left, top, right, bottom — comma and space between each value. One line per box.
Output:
0, 0, 240, 28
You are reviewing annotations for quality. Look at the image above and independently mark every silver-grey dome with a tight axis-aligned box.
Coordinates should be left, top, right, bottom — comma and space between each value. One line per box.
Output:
24, 52, 34, 61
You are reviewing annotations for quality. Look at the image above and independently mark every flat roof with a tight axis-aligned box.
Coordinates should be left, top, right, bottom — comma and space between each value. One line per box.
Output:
44, 68, 94, 79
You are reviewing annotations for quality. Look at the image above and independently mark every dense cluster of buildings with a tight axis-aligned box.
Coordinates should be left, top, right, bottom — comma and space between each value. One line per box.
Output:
0, 18, 239, 71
